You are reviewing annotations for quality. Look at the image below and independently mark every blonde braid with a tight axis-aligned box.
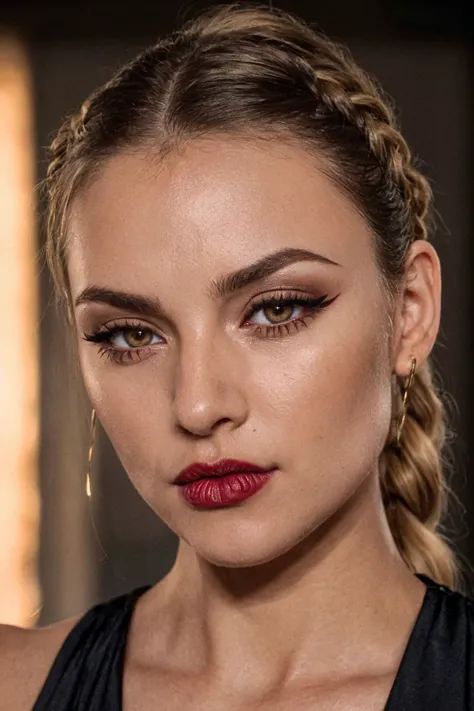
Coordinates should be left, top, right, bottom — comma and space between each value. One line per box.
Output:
45, 99, 92, 303
380, 364, 458, 587
310, 66, 432, 244
298, 32, 458, 586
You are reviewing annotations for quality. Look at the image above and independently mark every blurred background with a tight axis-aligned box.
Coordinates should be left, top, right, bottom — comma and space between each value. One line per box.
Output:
0, 0, 472, 626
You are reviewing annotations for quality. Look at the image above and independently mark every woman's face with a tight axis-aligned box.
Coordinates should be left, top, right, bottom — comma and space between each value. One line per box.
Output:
68, 137, 395, 567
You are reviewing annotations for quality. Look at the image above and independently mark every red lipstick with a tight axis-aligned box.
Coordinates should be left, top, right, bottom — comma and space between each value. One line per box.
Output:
174, 459, 276, 509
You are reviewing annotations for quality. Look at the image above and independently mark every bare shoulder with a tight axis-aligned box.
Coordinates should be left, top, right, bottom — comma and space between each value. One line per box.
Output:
0, 615, 81, 711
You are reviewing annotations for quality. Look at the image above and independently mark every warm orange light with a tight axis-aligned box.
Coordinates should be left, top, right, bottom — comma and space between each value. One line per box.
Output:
0, 35, 40, 626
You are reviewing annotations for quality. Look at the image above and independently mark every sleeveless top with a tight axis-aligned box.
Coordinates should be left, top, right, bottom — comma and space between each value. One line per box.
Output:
32, 573, 474, 710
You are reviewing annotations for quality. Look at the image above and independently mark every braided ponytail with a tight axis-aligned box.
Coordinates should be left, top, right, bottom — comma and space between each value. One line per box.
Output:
44, 3, 460, 587
381, 363, 458, 587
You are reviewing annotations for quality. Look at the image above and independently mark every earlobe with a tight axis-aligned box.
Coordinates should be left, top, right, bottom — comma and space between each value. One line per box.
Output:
394, 240, 441, 377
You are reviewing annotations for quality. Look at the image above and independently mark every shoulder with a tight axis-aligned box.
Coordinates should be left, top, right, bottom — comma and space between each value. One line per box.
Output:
434, 578, 474, 613
0, 587, 148, 711
0, 616, 80, 711
426, 574, 474, 615
425, 577, 474, 660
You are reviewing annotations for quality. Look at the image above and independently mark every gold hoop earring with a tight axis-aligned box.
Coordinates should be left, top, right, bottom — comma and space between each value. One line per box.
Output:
395, 356, 417, 446
86, 409, 97, 498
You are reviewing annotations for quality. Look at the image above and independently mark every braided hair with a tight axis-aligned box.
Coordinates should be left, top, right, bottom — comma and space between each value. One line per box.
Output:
44, 2, 459, 588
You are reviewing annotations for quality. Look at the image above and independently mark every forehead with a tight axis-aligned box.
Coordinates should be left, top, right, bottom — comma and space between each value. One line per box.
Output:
67, 137, 375, 296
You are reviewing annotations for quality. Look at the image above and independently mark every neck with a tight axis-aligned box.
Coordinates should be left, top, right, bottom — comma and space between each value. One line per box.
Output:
143, 474, 426, 696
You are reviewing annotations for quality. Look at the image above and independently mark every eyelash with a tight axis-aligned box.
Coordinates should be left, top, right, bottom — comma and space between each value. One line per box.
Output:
82, 291, 338, 365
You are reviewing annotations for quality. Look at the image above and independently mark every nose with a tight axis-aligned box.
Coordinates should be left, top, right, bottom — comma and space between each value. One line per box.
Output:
171, 334, 248, 437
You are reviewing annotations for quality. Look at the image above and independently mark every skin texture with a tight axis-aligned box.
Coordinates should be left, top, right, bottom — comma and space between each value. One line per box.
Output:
0, 136, 442, 709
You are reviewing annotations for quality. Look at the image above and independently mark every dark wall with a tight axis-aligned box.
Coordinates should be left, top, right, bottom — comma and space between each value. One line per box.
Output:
1, 0, 471, 39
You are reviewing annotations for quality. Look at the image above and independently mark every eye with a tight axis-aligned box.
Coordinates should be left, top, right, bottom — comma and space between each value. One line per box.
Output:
243, 291, 338, 338
82, 291, 339, 364
82, 320, 163, 364
250, 301, 306, 325
109, 327, 161, 349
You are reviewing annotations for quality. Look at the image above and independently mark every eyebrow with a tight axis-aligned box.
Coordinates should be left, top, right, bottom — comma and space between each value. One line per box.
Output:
74, 247, 341, 315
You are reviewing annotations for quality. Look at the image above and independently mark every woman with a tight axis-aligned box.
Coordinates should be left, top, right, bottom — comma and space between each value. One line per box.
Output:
1, 3, 473, 709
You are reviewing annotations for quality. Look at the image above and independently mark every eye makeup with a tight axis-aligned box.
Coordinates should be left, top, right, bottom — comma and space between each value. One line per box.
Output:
82, 290, 340, 365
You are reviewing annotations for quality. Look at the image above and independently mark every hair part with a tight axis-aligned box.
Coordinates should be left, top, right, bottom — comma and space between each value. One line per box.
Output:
44, 2, 461, 589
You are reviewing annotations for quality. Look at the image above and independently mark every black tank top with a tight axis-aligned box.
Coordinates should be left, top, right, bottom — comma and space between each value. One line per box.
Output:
32, 573, 474, 710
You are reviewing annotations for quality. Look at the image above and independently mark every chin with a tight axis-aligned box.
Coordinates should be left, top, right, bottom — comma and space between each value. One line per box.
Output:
187, 523, 305, 569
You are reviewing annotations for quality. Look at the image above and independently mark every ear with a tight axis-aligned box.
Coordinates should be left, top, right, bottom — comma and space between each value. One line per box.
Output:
393, 240, 442, 377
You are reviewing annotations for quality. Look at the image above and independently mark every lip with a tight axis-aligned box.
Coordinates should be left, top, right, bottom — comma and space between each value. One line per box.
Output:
177, 470, 275, 509
174, 458, 273, 484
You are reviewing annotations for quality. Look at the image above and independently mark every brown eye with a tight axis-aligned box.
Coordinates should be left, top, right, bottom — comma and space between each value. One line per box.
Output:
243, 292, 337, 337
82, 321, 163, 363
250, 301, 305, 327
262, 304, 295, 324
121, 328, 154, 348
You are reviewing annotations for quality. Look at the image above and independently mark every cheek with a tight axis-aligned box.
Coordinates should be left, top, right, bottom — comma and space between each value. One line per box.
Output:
253, 317, 393, 470
78, 348, 172, 483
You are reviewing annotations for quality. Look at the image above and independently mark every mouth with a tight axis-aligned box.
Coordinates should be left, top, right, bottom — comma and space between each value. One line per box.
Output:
175, 465, 277, 509
173, 458, 275, 485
